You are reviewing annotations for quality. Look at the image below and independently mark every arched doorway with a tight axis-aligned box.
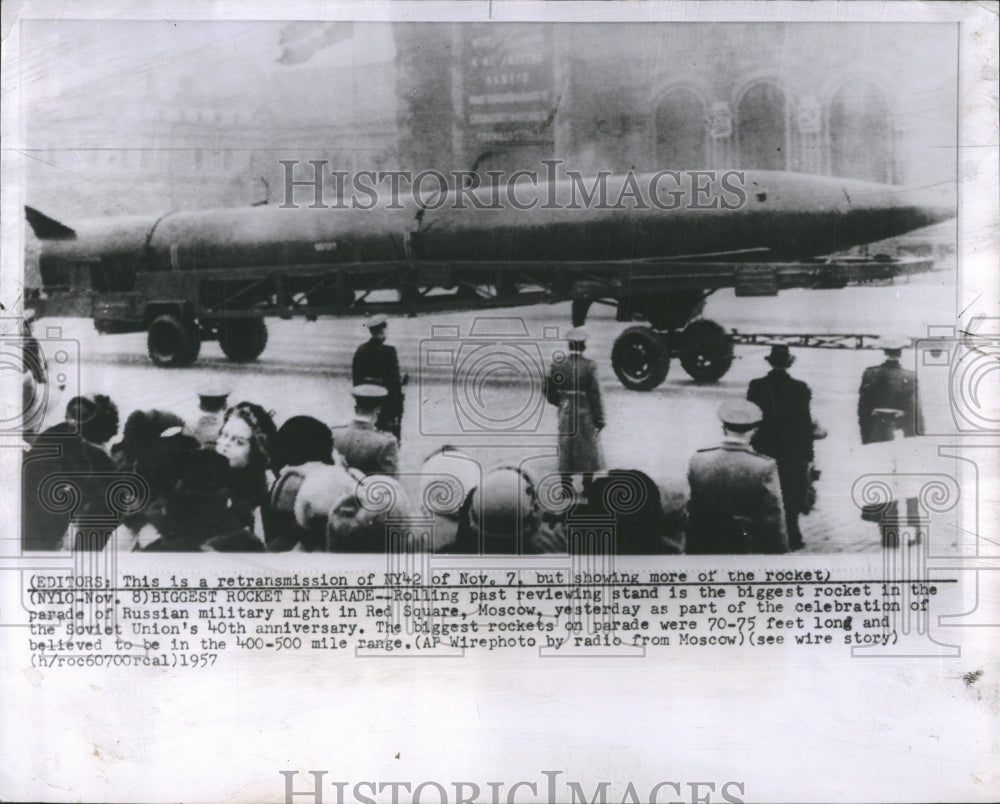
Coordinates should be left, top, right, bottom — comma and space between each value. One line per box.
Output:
655, 88, 708, 169
736, 81, 788, 171
829, 81, 891, 182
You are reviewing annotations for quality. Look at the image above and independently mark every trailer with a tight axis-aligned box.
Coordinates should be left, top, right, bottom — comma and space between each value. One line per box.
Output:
26, 252, 935, 390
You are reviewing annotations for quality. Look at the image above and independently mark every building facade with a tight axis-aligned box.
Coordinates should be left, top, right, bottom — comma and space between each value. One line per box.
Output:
25, 21, 956, 222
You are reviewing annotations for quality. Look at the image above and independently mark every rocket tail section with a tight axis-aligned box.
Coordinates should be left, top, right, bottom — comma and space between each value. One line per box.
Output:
25, 207, 77, 240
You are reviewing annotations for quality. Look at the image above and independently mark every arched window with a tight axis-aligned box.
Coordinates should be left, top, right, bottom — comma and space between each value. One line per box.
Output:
654, 88, 708, 169
736, 82, 787, 171
829, 81, 891, 183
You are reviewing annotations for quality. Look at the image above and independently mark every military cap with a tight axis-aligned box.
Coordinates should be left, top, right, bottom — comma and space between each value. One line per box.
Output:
365, 314, 388, 330
351, 383, 389, 400
764, 344, 795, 367
878, 334, 911, 351
567, 327, 588, 344
197, 382, 230, 406
718, 399, 763, 428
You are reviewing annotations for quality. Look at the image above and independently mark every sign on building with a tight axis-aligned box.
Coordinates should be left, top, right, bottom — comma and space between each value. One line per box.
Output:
462, 24, 556, 151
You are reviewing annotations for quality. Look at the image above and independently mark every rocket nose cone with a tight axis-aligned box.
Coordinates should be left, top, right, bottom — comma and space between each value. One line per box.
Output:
892, 181, 956, 228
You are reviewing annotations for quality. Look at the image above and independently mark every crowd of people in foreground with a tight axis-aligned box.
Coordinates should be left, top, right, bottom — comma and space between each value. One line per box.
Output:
19, 379, 687, 554
20, 316, 921, 555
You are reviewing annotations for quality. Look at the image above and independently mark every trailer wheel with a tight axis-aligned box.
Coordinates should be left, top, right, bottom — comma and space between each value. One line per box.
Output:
679, 319, 734, 383
147, 314, 200, 367
218, 318, 268, 362
611, 326, 669, 391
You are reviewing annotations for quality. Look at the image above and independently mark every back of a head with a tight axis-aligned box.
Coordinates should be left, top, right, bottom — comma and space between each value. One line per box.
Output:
419, 447, 480, 518
273, 416, 334, 470
136, 430, 201, 500
171, 449, 231, 502
418, 447, 481, 551
584, 469, 677, 554
461, 467, 538, 553
117, 409, 186, 464
294, 463, 359, 549
67, 394, 120, 445
163, 449, 237, 546
326, 474, 412, 552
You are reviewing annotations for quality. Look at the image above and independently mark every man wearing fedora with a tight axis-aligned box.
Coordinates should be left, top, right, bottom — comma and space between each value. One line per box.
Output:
352, 315, 405, 442
747, 344, 815, 551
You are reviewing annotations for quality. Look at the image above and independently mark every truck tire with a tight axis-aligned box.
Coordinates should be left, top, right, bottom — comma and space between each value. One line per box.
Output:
218, 318, 268, 362
679, 319, 734, 383
147, 314, 200, 367
611, 326, 669, 391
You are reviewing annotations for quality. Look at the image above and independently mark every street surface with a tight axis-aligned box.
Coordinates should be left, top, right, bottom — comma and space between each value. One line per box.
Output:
31, 268, 969, 554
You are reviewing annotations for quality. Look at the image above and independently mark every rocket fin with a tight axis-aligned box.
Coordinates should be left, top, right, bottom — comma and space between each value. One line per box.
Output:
25, 206, 77, 240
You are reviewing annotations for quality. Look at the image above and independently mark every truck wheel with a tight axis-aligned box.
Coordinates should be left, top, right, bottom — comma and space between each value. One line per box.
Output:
218, 318, 268, 362
147, 314, 200, 367
679, 319, 734, 383
611, 326, 669, 391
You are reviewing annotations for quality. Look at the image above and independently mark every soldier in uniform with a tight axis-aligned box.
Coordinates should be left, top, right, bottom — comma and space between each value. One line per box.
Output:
858, 335, 923, 538
858, 335, 924, 443
686, 400, 788, 554
351, 315, 405, 442
545, 327, 604, 498
189, 383, 229, 450
332, 384, 399, 477
746, 344, 814, 551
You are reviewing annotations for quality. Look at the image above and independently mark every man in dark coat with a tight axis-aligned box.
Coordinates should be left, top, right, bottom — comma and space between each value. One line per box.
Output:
686, 400, 788, 554
857, 335, 923, 539
747, 344, 814, 550
545, 327, 604, 498
351, 315, 404, 442
22, 395, 120, 551
858, 335, 924, 443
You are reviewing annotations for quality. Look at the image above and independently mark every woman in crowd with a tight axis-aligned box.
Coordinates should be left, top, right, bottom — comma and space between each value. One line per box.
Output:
215, 401, 277, 541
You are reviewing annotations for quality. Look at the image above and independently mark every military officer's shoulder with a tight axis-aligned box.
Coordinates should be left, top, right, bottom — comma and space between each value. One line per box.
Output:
731, 444, 776, 465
